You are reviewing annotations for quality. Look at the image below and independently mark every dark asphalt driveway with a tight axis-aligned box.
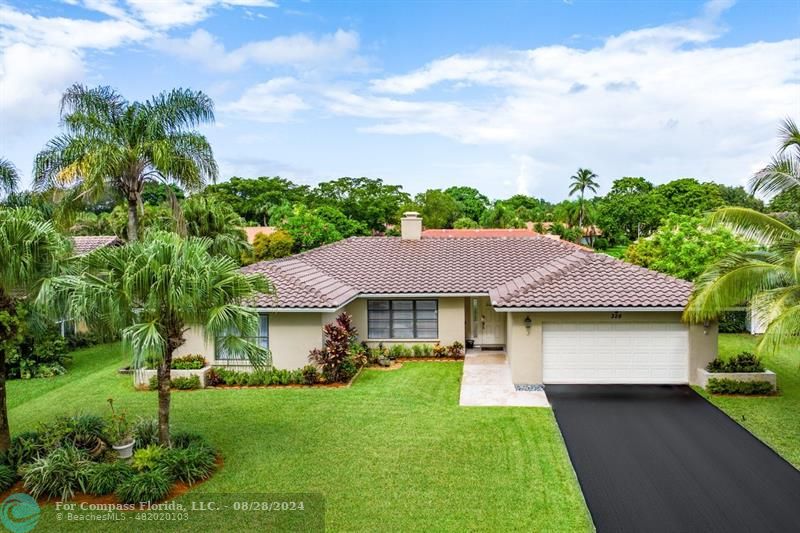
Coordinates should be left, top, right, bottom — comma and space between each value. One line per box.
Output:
547, 385, 800, 533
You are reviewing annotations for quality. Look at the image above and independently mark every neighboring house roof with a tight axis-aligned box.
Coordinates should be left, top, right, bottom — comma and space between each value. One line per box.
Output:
421, 228, 540, 238
71, 235, 122, 255
243, 226, 276, 244
242, 235, 692, 310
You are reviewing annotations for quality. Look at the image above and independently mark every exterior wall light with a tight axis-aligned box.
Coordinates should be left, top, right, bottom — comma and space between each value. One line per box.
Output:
524, 315, 532, 335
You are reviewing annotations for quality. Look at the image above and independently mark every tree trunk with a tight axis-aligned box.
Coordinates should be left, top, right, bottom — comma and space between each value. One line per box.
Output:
127, 197, 139, 242
156, 354, 171, 446
0, 292, 18, 452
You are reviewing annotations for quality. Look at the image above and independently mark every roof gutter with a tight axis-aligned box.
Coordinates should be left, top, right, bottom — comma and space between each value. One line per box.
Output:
492, 306, 686, 313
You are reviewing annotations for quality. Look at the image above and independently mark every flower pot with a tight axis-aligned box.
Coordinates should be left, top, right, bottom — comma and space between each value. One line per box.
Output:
112, 438, 136, 459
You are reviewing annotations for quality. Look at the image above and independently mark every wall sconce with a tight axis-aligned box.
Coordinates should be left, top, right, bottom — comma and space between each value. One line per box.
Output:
524, 316, 532, 335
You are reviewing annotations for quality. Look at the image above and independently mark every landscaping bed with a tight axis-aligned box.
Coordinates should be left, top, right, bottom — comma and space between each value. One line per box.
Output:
699, 351, 776, 394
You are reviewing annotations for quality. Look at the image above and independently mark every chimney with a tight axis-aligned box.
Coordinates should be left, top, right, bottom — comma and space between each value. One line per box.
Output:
400, 211, 422, 240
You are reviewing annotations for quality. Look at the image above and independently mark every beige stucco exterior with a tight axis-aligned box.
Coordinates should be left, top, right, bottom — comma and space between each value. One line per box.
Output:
504, 311, 718, 386
180, 299, 717, 380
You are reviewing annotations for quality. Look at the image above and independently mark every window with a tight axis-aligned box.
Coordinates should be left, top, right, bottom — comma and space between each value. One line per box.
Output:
368, 300, 438, 339
216, 314, 269, 360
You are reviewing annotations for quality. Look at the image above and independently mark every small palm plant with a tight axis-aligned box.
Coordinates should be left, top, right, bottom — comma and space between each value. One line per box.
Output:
0, 158, 19, 197
568, 168, 599, 229
43, 232, 272, 444
34, 84, 218, 241
0, 207, 69, 451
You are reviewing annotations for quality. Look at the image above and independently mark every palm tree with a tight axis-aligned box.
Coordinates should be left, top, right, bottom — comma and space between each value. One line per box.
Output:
0, 208, 69, 451
749, 118, 800, 197
0, 158, 19, 197
43, 232, 271, 444
683, 208, 800, 355
568, 168, 599, 228
183, 195, 250, 261
34, 84, 218, 241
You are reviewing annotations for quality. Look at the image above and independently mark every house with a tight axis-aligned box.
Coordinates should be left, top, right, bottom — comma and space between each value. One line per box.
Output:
242, 226, 276, 244
71, 235, 122, 255
179, 212, 717, 387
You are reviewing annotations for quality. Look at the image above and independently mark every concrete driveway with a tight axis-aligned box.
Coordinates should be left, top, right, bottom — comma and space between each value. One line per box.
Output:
547, 385, 800, 533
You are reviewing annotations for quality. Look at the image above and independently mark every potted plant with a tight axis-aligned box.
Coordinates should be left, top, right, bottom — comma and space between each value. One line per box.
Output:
107, 398, 135, 458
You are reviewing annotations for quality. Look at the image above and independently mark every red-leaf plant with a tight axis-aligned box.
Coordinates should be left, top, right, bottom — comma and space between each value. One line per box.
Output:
308, 312, 358, 382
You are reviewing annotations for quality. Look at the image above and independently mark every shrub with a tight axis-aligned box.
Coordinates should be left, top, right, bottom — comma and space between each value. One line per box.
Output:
85, 461, 135, 495
39, 413, 108, 457
132, 418, 159, 450
171, 432, 211, 451
420, 344, 434, 357
21, 445, 91, 500
301, 365, 320, 385
7, 431, 46, 469
447, 341, 465, 359
432, 344, 447, 358
309, 312, 360, 383
0, 464, 17, 491
718, 311, 747, 333
171, 354, 206, 370
171, 375, 201, 390
388, 345, 412, 358
132, 445, 167, 472
6, 326, 70, 380
205, 367, 223, 386
156, 444, 216, 485
116, 470, 171, 504
411, 344, 424, 357
249, 230, 295, 262
706, 352, 765, 373
707, 378, 774, 395
149, 375, 202, 390
65, 331, 110, 350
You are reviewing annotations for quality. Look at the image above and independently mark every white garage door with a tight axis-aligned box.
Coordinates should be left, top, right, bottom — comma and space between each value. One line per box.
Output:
543, 322, 689, 384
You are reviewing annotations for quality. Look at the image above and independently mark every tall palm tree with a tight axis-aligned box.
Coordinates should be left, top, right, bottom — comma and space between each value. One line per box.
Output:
568, 168, 599, 228
0, 208, 69, 451
43, 232, 271, 444
749, 118, 800, 197
34, 84, 218, 241
183, 195, 250, 261
0, 158, 19, 197
683, 208, 800, 355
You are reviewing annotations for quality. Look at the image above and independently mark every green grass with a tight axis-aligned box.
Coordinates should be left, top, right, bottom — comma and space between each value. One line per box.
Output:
601, 245, 628, 259
9, 344, 591, 532
698, 334, 800, 468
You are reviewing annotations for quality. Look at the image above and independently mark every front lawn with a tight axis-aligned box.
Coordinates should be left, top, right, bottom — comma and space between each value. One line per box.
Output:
8, 344, 591, 532
700, 334, 800, 468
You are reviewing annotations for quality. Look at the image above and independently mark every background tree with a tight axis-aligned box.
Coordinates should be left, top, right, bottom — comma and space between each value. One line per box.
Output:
246, 230, 294, 263
595, 177, 663, 243
0, 158, 19, 197
34, 84, 217, 241
768, 188, 800, 216
453, 217, 480, 229
479, 202, 525, 228
715, 184, 764, 211
204, 176, 309, 225
651, 178, 724, 216
45, 232, 271, 444
271, 204, 343, 252
182, 196, 249, 260
0, 207, 69, 451
568, 168, 599, 228
141, 183, 186, 206
684, 208, 800, 354
413, 189, 461, 229
444, 186, 489, 223
625, 214, 750, 281
310, 177, 409, 232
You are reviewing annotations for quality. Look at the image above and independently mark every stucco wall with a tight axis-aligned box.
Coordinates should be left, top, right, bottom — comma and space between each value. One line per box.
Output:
175, 325, 214, 359
505, 311, 718, 386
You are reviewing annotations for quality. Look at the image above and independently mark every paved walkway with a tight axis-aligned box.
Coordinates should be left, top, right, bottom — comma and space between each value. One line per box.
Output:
459, 351, 549, 407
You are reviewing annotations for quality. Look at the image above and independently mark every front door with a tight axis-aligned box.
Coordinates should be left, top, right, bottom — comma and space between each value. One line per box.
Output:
472, 297, 506, 346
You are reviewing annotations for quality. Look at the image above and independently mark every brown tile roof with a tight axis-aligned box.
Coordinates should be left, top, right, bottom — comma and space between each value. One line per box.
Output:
71, 235, 122, 255
421, 228, 540, 238
243, 236, 692, 310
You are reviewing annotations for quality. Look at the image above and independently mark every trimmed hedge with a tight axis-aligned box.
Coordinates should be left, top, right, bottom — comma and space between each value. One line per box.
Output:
707, 378, 774, 395
718, 311, 747, 333
706, 352, 765, 373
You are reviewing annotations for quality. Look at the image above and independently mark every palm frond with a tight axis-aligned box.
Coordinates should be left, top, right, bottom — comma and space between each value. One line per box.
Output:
0, 157, 19, 195
749, 154, 800, 197
778, 117, 800, 155
708, 207, 797, 246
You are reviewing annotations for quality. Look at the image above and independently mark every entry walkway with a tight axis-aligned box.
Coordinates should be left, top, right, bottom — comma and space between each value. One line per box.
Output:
459, 350, 549, 407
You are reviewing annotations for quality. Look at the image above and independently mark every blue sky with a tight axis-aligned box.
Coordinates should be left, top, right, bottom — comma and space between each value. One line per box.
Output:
1, 0, 798, 200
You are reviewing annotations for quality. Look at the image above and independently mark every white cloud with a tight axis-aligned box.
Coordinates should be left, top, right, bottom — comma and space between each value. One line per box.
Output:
220, 77, 310, 122
125, 0, 277, 29
327, 1, 799, 190
157, 28, 360, 71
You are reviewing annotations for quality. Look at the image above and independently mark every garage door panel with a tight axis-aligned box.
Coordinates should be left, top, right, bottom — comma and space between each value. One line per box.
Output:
543, 322, 688, 384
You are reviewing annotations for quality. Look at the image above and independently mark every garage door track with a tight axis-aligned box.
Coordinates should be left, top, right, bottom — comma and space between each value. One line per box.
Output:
547, 385, 800, 533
